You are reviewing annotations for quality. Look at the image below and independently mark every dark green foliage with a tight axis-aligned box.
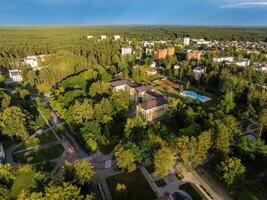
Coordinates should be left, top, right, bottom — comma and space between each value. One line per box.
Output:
106, 170, 156, 200
180, 183, 208, 200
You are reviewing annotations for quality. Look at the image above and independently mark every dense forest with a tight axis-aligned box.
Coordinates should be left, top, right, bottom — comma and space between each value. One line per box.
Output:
1, 25, 267, 68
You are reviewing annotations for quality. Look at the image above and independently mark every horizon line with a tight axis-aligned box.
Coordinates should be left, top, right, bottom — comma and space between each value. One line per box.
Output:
0, 23, 267, 28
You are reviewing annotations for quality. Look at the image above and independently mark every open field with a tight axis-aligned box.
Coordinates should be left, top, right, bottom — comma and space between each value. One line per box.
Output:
13, 144, 64, 164
106, 169, 156, 200
15, 131, 58, 152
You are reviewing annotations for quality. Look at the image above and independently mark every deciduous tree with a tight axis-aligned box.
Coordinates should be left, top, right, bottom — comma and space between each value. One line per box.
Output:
0, 106, 29, 141
218, 157, 245, 185
115, 144, 136, 172
154, 147, 175, 178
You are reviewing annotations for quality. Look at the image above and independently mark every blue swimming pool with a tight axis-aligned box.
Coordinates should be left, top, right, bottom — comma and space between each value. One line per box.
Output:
180, 91, 211, 103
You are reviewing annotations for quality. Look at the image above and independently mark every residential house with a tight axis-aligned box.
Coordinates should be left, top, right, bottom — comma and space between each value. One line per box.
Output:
136, 96, 170, 122
193, 65, 206, 81
121, 47, 132, 55
24, 55, 45, 70
100, 35, 107, 40
143, 41, 155, 47
235, 59, 250, 67
146, 68, 157, 76
113, 35, 121, 41
9, 69, 22, 82
254, 63, 267, 73
0, 144, 5, 163
110, 80, 136, 101
150, 61, 156, 68
213, 57, 234, 63
192, 38, 211, 45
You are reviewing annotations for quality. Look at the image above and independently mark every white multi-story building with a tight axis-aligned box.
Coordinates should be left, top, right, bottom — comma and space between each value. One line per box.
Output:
235, 59, 250, 67
24, 56, 38, 68
257, 67, 267, 73
193, 66, 206, 81
183, 37, 190, 46
121, 47, 132, 55
100, 35, 107, 40
150, 61, 156, 68
213, 57, 235, 63
254, 63, 267, 73
143, 41, 155, 47
9, 69, 22, 82
113, 35, 121, 41
192, 39, 211, 45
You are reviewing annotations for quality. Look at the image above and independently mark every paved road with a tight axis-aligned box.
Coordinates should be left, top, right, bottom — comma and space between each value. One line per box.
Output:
42, 95, 89, 158
182, 165, 233, 200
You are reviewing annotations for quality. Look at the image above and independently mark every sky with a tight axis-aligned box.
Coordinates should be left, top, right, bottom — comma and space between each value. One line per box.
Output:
0, 0, 267, 26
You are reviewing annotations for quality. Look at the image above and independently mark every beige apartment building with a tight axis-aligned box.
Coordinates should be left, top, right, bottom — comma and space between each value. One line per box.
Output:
136, 96, 170, 122
111, 80, 170, 122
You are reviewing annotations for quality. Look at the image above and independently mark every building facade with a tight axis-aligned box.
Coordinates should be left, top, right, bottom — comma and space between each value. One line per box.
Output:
187, 50, 203, 61
184, 37, 190, 46
193, 66, 207, 80
100, 35, 107, 40
213, 57, 235, 63
113, 35, 121, 40
121, 47, 132, 55
111, 80, 171, 122
154, 47, 175, 59
9, 69, 23, 82
136, 97, 170, 122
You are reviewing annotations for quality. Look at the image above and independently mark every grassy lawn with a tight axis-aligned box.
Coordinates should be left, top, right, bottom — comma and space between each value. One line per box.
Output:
180, 182, 208, 200
15, 131, 58, 152
13, 144, 64, 164
9, 169, 35, 199
235, 174, 267, 200
234, 158, 267, 200
39, 131, 57, 145
106, 169, 156, 200
99, 142, 116, 155
35, 161, 57, 173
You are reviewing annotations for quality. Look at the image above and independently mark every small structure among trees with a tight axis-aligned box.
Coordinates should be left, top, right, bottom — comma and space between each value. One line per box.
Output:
0, 143, 5, 163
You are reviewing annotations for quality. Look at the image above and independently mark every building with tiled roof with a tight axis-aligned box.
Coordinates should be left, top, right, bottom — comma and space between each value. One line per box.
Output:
137, 96, 170, 122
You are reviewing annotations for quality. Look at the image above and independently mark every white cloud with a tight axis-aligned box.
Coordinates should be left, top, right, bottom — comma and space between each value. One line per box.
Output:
221, 1, 267, 8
